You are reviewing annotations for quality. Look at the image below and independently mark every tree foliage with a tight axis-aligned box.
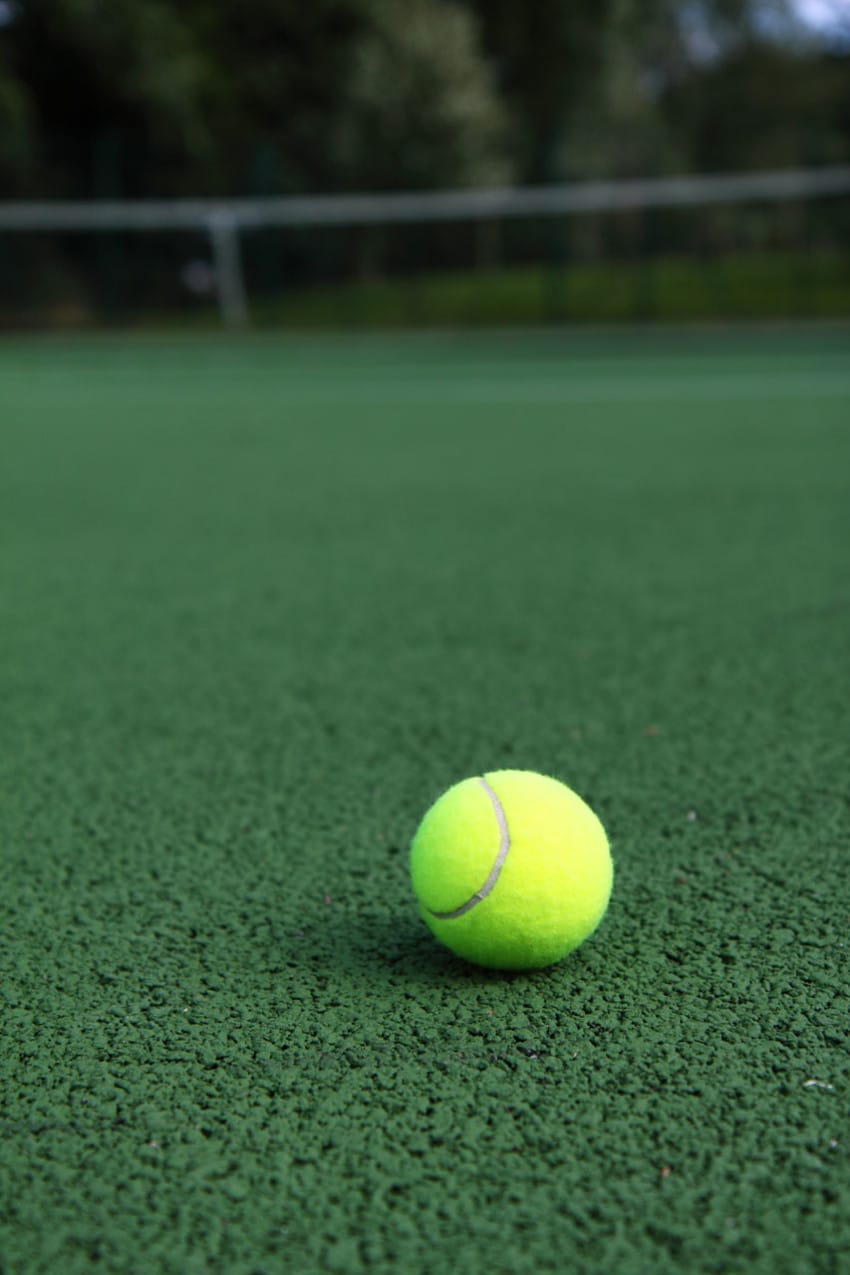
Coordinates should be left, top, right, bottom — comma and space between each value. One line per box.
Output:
0, 0, 846, 198
331, 0, 511, 189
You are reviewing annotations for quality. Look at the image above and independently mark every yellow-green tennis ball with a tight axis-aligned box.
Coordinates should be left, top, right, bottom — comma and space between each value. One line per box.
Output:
410, 769, 612, 971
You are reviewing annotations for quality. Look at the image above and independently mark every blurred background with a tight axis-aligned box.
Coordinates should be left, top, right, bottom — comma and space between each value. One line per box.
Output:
0, 0, 848, 330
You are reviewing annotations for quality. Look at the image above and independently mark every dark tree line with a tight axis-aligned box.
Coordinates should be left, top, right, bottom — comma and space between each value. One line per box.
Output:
0, 0, 847, 199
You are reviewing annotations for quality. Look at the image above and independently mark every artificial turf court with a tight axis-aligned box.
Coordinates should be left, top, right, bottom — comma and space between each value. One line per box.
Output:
1, 323, 848, 1275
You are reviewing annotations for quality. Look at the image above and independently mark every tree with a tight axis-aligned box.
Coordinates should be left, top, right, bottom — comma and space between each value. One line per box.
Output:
0, 57, 34, 194
0, 0, 510, 197
0, 0, 216, 196
665, 42, 850, 171
0, 0, 847, 202
464, 0, 601, 182
331, 0, 512, 190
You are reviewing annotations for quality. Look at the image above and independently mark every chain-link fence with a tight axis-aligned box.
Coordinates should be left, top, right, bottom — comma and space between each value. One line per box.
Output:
1, 168, 848, 329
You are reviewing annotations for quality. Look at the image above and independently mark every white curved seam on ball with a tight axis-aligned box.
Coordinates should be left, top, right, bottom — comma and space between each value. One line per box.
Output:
428, 777, 510, 920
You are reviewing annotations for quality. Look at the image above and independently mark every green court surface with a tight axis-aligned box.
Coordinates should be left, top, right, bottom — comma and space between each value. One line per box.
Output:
1, 324, 848, 1275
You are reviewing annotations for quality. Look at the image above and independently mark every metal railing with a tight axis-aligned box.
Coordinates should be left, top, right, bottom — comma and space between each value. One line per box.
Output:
3, 167, 848, 326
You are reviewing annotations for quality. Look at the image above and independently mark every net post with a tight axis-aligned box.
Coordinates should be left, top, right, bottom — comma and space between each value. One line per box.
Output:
207, 210, 249, 328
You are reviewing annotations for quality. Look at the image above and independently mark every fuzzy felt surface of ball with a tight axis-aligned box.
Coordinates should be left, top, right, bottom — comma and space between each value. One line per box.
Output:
409, 769, 613, 970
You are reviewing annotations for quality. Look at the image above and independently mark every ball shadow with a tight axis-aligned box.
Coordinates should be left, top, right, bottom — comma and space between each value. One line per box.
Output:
284, 906, 548, 986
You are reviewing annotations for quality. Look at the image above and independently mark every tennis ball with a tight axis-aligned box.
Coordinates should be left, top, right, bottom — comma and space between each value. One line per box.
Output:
410, 770, 612, 971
